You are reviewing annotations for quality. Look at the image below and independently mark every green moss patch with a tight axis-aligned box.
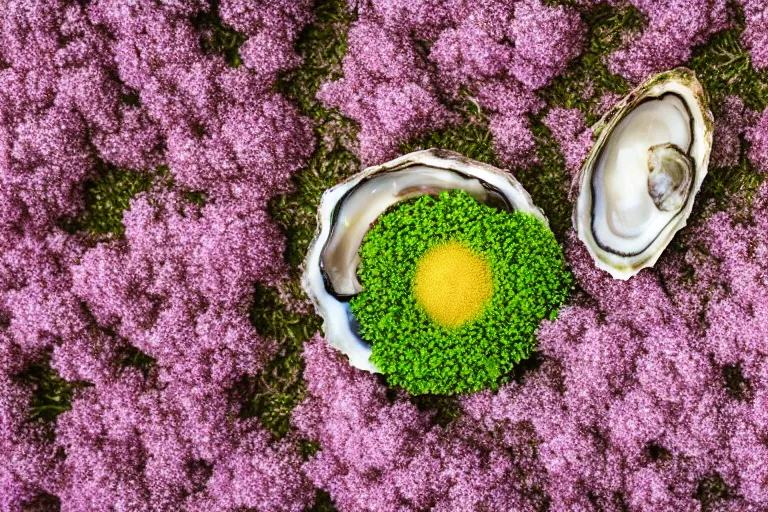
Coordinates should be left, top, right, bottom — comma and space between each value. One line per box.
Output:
68, 163, 157, 237
350, 190, 572, 395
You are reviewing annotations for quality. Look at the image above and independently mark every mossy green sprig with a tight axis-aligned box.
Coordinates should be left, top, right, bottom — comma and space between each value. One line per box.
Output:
350, 190, 573, 395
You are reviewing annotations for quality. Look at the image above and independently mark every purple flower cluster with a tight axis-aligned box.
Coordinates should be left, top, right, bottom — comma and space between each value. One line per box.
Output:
322, 0, 585, 165
747, 107, 768, 173
89, 0, 314, 200
739, 0, 768, 71
542, 107, 594, 175
0, 1, 317, 510
318, 21, 457, 165
3, 0, 768, 510
607, 0, 730, 82
293, 334, 549, 512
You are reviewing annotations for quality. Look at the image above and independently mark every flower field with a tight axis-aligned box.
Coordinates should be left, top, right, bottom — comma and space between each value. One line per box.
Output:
2, 1, 768, 511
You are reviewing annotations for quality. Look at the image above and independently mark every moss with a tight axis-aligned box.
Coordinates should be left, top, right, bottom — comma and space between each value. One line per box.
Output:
192, 0, 247, 68
540, 4, 644, 123
351, 191, 573, 394
227, 0, 356, 447
271, 147, 358, 270
645, 441, 673, 463
299, 439, 322, 460
18, 355, 91, 425
696, 473, 734, 512
409, 394, 462, 427
689, 25, 768, 112
521, 120, 576, 242
722, 363, 753, 402
273, 0, 359, 271
245, 283, 321, 438
120, 91, 141, 107
116, 345, 157, 378
307, 491, 338, 512
21, 492, 61, 512
183, 190, 208, 207
277, 0, 356, 120
685, 10, 768, 222
70, 163, 156, 237
401, 98, 500, 167
692, 156, 765, 224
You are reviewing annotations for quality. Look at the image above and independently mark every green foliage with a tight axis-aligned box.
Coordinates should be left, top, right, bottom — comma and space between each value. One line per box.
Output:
409, 393, 462, 427
692, 156, 765, 224
277, 0, 356, 121
183, 190, 208, 207
193, 0, 247, 68
696, 473, 733, 512
686, 14, 768, 223
116, 345, 157, 378
401, 98, 500, 167
351, 191, 573, 395
121, 91, 141, 107
73, 163, 155, 237
689, 27, 768, 112
308, 491, 338, 512
540, 4, 644, 122
273, 0, 359, 271
271, 147, 358, 269
18, 355, 91, 425
722, 363, 752, 402
245, 283, 321, 438
19, 493, 61, 511
520, 121, 576, 241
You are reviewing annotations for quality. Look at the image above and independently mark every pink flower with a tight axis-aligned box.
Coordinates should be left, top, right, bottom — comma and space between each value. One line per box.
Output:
543, 107, 594, 175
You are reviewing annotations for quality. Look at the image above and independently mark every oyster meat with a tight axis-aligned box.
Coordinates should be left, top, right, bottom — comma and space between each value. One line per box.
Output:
303, 149, 546, 372
574, 68, 713, 279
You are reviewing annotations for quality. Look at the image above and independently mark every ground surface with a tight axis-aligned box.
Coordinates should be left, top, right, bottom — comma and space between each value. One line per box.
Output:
56, 0, 765, 465
16, 0, 768, 510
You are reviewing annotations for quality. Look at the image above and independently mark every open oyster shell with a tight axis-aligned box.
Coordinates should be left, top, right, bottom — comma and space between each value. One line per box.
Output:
302, 149, 546, 372
573, 68, 713, 280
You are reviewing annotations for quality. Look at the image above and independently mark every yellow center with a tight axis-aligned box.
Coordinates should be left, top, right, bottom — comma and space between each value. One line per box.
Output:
412, 241, 493, 328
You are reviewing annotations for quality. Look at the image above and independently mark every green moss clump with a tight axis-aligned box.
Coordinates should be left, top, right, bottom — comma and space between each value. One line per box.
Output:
540, 4, 643, 121
350, 190, 573, 395
689, 27, 768, 112
116, 345, 157, 378
272, 0, 359, 271
192, 0, 247, 68
244, 283, 322, 438
18, 355, 91, 425
72, 163, 156, 237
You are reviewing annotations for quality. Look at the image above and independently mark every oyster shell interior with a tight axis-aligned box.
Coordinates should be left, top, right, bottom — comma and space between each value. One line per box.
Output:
303, 149, 546, 371
322, 166, 511, 298
575, 69, 713, 279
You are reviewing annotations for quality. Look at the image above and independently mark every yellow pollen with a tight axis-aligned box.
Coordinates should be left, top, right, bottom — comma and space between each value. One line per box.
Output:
412, 241, 493, 328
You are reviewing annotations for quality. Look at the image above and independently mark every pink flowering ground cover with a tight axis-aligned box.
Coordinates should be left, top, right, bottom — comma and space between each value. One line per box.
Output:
2, 0, 768, 511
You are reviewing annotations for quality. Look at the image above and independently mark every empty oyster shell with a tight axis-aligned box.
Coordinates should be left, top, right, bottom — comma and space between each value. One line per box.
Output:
302, 149, 546, 372
573, 68, 713, 280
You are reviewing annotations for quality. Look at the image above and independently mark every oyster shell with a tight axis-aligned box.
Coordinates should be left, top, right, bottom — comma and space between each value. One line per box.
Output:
574, 68, 713, 280
303, 149, 546, 372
